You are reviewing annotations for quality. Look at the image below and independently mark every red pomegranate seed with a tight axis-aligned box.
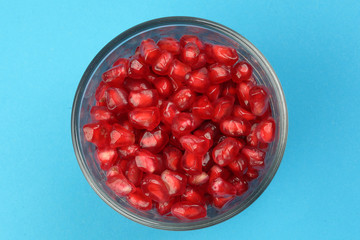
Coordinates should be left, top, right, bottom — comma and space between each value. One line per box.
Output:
229, 176, 248, 196
139, 39, 161, 64
171, 201, 207, 220
212, 137, 240, 167
212, 45, 238, 66
212, 196, 235, 209
171, 112, 196, 137
209, 63, 231, 84
204, 43, 215, 64
179, 134, 210, 155
193, 129, 214, 147
90, 106, 114, 122
106, 165, 122, 178
180, 35, 204, 50
208, 177, 236, 197
191, 53, 207, 69
184, 67, 209, 93
181, 42, 200, 66
163, 146, 182, 171
125, 159, 143, 186
123, 78, 152, 92
169, 134, 184, 150
202, 151, 214, 172
106, 169, 135, 197
95, 81, 109, 105
241, 146, 266, 169
118, 159, 129, 173
212, 96, 235, 123
161, 170, 187, 196
219, 117, 251, 137
128, 55, 148, 79
128, 89, 159, 108
159, 101, 180, 126
208, 165, 231, 183
236, 80, 255, 109
156, 197, 178, 215
232, 61, 253, 83
105, 87, 129, 113
205, 84, 222, 102
232, 105, 256, 121
135, 149, 162, 173
257, 117, 276, 143
127, 188, 152, 211
247, 124, 259, 147
153, 77, 173, 98
112, 57, 129, 68
181, 151, 203, 175
228, 154, 248, 177
141, 174, 170, 203
171, 88, 196, 111
152, 51, 174, 75
181, 186, 206, 205
83, 122, 111, 147
221, 81, 237, 97
96, 148, 118, 171
169, 77, 184, 92
168, 59, 191, 83
188, 172, 209, 186
128, 107, 160, 131
117, 119, 134, 132
139, 128, 169, 153
102, 64, 128, 87
117, 144, 140, 160
249, 86, 270, 116
157, 37, 181, 55
109, 123, 135, 148
245, 167, 259, 181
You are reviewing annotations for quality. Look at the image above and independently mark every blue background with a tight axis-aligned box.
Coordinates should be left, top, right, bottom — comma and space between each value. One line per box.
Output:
1, 0, 359, 239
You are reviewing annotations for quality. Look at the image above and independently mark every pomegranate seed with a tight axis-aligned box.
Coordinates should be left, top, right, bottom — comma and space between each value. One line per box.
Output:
135, 149, 163, 173
106, 169, 135, 197
128, 89, 159, 108
220, 117, 251, 137
118, 159, 129, 173
95, 81, 109, 105
105, 87, 129, 113
212, 96, 235, 123
127, 188, 153, 211
83, 122, 111, 147
184, 67, 209, 93
96, 148, 118, 171
228, 154, 248, 177
152, 51, 174, 75
212, 196, 235, 209
249, 86, 270, 116
159, 101, 180, 126
188, 172, 209, 186
145, 70, 157, 83
180, 35, 204, 50
209, 63, 231, 84
156, 197, 178, 215
212, 137, 240, 167
181, 42, 200, 66
245, 167, 259, 181
172, 201, 207, 220
181, 186, 206, 205
171, 88, 196, 111
208, 165, 231, 183
153, 77, 173, 98
139, 39, 161, 64
236, 81, 255, 109
128, 107, 160, 131
139, 128, 169, 153
163, 146, 182, 171
232, 105, 256, 121
202, 151, 214, 172
247, 124, 259, 147
181, 151, 203, 175
125, 159, 143, 186
204, 43, 216, 64
179, 134, 210, 155
208, 177, 236, 197
232, 61, 252, 83
169, 134, 184, 150
109, 123, 135, 148
257, 117, 276, 143
206, 84, 222, 102
157, 37, 181, 55
90, 106, 114, 122
112, 57, 129, 68
102, 64, 128, 87
117, 119, 134, 132
212, 45, 238, 66
221, 81, 237, 97
229, 176, 248, 196
117, 144, 140, 160
161, 170, 187, 196
123, 78, 152, 92
106, 165, 122, 178
191, 53, 207, 69
169, 77, 184, 92
241, 146, 266, 169
141, 174, 170, 203
171, 112, 196, 137
168, 59, 191, 83
193, 129, 214, 148
128, 55, 148, 79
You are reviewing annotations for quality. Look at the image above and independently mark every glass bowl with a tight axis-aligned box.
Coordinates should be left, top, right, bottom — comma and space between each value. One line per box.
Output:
71, 16, 288, 230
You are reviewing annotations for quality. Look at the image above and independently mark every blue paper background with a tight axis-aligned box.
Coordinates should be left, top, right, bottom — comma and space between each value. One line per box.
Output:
1, 1, 359, 239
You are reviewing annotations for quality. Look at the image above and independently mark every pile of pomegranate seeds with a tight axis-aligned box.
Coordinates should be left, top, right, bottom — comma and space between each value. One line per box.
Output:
83, 35, 276, 220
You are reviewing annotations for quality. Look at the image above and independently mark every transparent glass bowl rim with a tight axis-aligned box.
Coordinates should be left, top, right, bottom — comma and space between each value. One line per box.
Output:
71, 16, 288, 231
